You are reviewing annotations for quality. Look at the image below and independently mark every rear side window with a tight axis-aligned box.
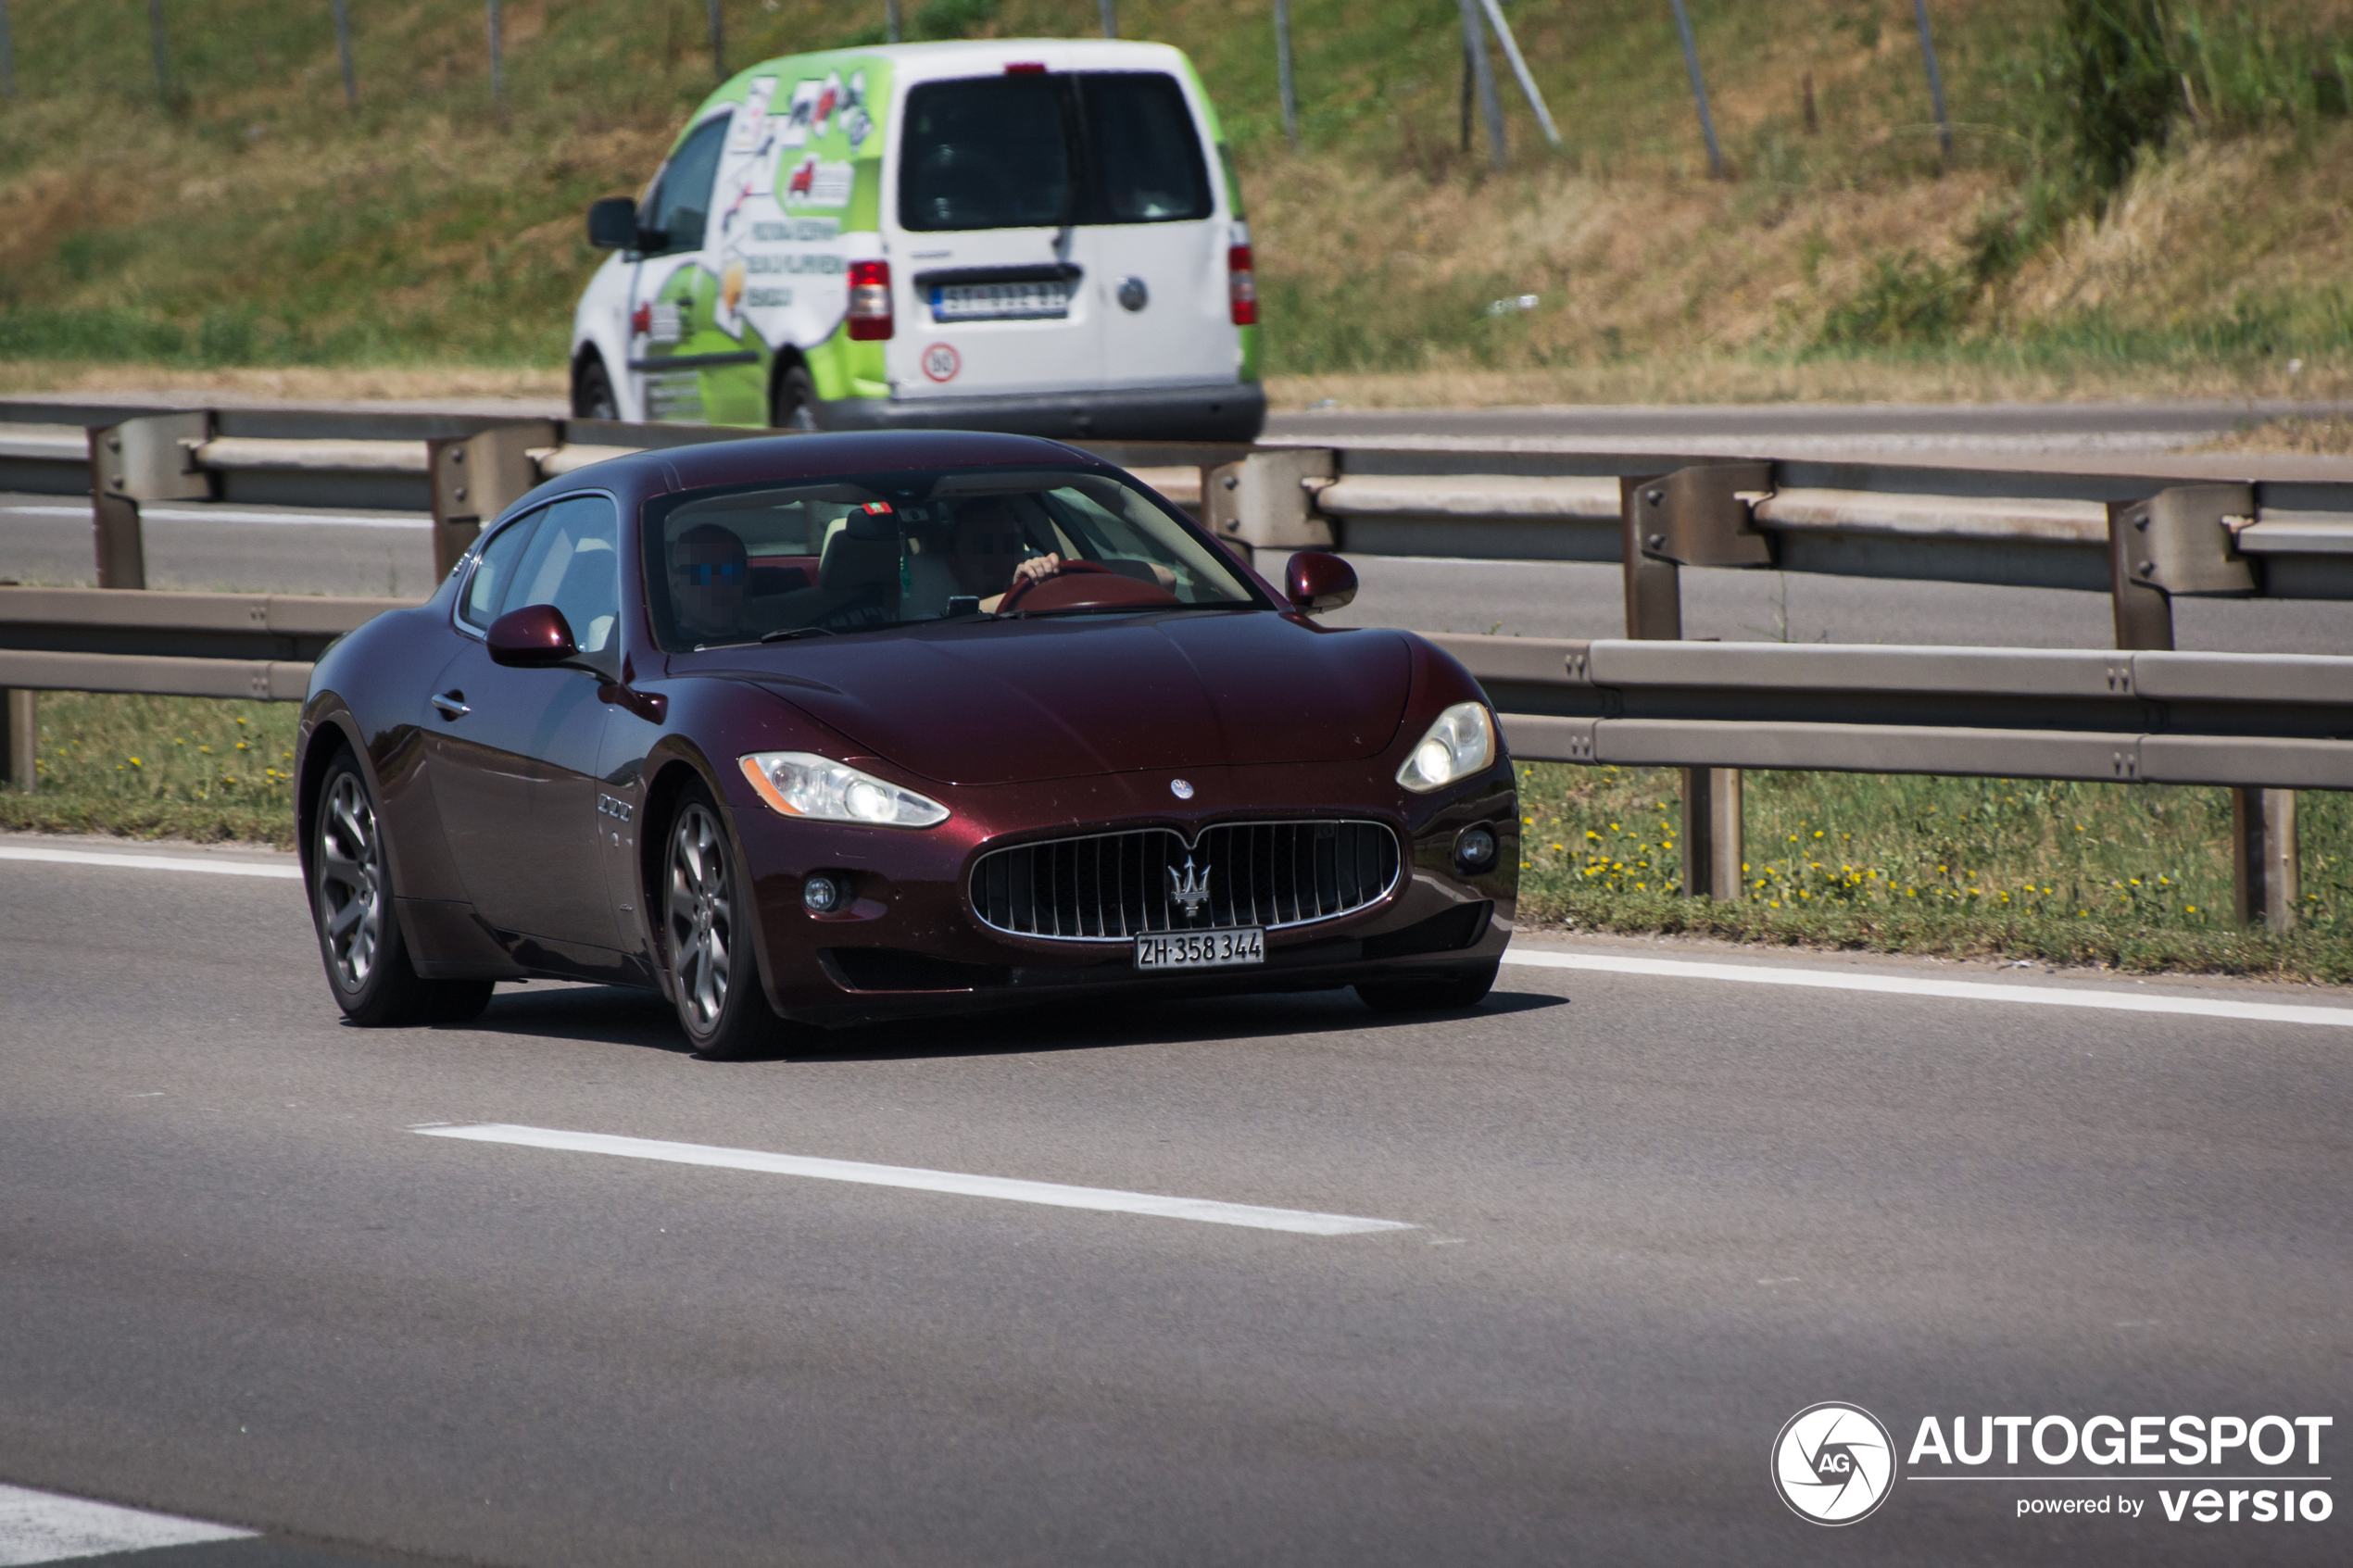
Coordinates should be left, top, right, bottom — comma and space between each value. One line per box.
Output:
900, 78, 1073, 232
644, 112, 731, 255
1077, 73, 1212, 223
899, 71, 1210, 232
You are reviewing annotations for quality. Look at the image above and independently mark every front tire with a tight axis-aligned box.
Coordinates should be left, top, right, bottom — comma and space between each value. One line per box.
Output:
1354, 962, 1499, 1014
663, 784, 783, 1060
770, 363, 823, 433
312, 752, 493, 1026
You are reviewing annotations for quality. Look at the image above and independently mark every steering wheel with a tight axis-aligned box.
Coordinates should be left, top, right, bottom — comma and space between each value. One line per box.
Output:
994, 558, 1109, 613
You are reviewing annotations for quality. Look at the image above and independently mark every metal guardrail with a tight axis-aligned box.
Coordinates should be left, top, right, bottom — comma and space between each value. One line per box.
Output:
1, 582, 2337, 928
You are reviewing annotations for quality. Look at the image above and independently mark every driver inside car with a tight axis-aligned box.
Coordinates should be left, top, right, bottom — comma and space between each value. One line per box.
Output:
670, 521, 750, 644
944, 495, 1072, 611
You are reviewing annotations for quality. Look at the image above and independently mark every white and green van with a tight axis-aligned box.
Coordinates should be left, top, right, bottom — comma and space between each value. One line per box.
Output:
573, 39, 1264, 442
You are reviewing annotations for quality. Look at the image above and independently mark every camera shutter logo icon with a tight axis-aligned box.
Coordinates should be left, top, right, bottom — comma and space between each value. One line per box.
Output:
1771, 1402, 1897, 1524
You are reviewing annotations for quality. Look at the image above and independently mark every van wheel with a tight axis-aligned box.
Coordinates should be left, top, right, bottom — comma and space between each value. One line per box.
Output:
771, 364, 823, 433
573, 356, 619, 420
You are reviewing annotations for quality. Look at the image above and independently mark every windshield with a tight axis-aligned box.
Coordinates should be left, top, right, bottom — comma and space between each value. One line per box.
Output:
643, 468, 1258, 650
899, 72, 1213, 232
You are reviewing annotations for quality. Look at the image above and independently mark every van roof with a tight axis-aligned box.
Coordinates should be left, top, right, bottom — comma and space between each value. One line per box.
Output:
729, 36, 1192, 80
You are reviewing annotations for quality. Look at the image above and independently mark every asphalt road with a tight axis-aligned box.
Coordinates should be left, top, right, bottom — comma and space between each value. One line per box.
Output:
6, 493, 2348, 653
4, 839, 2348, 1566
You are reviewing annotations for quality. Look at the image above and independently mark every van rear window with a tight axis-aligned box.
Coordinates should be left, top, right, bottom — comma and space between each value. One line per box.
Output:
900, 72, 1212, 232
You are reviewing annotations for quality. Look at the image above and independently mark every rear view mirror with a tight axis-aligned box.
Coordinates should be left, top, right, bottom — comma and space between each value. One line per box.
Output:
1284, 551, 1357, 615
487, 604, 579, 667
587, 196, 641, 250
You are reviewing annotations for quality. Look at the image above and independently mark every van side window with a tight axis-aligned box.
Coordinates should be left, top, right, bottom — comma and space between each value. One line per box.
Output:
900, 78, 1073, 232
1076, 73, 1212, 223
643, 113, 732, 255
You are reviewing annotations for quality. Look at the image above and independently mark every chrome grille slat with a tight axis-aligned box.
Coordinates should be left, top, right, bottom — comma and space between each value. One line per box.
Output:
972, 819, 1402, 943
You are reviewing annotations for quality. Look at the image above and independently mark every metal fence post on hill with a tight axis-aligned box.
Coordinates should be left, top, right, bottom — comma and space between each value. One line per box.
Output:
331, 0, 356, 107
1455, 0, 1508, 169
1274, 0, 1300, 150
707, 0, 726, 81
1100, 0, 1117, 39
148, 0, 170, 100
886, 0, 901, 44
1667, 0, 1723, 178
486, 0, 504, 107
1479, 0, 1561, 149
1, 0, 17, 103
1912, 0, 1952, 157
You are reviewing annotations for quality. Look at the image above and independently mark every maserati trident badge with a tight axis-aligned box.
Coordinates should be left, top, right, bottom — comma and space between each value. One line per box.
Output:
1169, 778, 1194, 799
1167, 854, 1213, 921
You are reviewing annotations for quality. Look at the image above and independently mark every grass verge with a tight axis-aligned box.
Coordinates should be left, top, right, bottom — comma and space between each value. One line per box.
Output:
1516, 763, 2353, 985
0, 692, 302, 847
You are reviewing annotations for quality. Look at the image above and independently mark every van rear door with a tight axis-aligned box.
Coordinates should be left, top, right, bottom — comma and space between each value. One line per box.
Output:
892, 72, 1098, 399
1073, 71, 1233, 392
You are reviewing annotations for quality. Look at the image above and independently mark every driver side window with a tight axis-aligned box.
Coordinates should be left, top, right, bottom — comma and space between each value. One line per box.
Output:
459, 508, 545, 632
642, 113, 732, 257
504, 495, 623, 659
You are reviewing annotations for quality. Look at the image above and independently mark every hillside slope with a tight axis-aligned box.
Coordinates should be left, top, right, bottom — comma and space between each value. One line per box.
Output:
0, 0, 2345, 396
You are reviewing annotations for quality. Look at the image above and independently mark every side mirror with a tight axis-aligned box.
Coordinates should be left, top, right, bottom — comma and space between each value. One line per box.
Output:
1284, 551, 1358, 615
487, 604, 579, 667
587, 196, 641, 250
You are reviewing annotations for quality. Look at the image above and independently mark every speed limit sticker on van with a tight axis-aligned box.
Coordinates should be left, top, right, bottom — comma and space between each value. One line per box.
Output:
921, 343, 961, 383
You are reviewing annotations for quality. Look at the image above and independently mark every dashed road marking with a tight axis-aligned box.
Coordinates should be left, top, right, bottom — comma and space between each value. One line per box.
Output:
416, 1123, 1415, 1236
0, 1482, 252, 1564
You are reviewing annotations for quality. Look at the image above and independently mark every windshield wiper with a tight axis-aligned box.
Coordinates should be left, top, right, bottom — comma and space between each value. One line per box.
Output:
760, 626, 837, 642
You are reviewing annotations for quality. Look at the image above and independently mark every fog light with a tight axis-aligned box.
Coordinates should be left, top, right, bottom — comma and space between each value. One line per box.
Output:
803, 874, 842, 913
1453, 825, 1498, 873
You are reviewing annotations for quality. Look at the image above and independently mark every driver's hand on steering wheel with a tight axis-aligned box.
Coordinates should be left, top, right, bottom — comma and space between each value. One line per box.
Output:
1008, 552, 1065, 591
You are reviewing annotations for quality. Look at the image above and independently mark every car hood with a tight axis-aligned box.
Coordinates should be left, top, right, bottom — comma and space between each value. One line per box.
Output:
715, 610, 1413, 786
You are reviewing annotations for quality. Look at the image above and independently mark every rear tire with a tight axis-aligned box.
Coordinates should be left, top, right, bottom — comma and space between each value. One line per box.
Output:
1354, 962, 1499, 1014
663, 783, 784, 1060
312, 752, 494, 1027
770, 363, 823, 433
573, 355, 619, 420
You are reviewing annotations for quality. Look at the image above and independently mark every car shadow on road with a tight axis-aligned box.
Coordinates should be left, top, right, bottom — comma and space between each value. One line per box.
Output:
448, 982, 1566, 1063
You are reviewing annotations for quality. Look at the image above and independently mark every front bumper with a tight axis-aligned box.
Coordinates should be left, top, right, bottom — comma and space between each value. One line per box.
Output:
729, 756, 1517, 1027
820, 381, 1267, 444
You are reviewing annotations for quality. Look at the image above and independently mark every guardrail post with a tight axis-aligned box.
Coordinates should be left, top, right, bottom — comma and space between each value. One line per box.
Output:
1681, 764, 1743, 899
2108, 485, 2293, 929
428, 421, 557, 579
2, 687, 32, 793
1203, 448, 1335, 572
1620, 464, 1772, 902
86, 412, 213, 590
2233, 788, 2298, 931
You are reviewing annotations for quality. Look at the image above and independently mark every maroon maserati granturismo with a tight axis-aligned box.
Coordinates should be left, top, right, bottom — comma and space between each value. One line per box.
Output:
296, 431, 1516, 1057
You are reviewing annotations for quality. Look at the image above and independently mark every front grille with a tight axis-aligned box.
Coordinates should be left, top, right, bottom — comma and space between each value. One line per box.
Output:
972, 820, 1402, 942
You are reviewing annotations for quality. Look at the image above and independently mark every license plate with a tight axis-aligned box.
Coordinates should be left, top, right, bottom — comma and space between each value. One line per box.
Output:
931, 281, 1071, 322
1134, 926, 1265, 972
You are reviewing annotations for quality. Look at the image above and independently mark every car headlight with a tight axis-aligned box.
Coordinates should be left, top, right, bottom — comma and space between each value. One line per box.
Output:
1396, 702, 1496, 793
738, 752, 950, 828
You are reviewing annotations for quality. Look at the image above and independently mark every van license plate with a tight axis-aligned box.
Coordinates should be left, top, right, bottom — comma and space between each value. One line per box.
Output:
1135, 926, 1265, 971
931, 282, 1071, 322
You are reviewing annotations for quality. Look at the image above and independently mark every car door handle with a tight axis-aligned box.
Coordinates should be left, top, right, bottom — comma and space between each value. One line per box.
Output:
432, 691, 471, 720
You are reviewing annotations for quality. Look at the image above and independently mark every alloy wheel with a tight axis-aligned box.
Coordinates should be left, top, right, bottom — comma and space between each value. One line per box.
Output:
667, 802, 734, 1033
318, 771, 384, 991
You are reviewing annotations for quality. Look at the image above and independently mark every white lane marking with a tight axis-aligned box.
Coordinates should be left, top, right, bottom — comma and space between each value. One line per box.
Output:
416, 1123, 1415, 1236
1503, 948, 2353, 1029
4, 502, 428, 530
0, 845, 300, 879
0, 1483, 252, 1565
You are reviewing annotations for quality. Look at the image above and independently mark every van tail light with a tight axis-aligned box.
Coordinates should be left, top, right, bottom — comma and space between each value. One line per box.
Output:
848, 260, 893, 341
1227, 245, 1258, 326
